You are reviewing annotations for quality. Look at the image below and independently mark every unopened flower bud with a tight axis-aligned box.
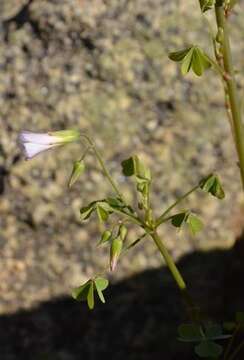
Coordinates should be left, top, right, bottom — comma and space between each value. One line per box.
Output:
98, 230, 112, 246
68, 160, 85, 187
110, 237, 122, 271
119, 224, 128, 241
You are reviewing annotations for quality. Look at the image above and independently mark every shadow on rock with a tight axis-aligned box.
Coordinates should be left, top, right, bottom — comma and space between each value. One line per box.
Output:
1, 240, 244, 360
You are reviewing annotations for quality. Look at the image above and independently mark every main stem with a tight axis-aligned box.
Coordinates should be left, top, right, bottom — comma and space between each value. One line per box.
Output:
214, 4, 244, 189
151, 231, 186, 290
151, 231, 199, 321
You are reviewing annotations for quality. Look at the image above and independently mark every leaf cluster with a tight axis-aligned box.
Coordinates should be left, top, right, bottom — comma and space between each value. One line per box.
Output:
72, 277, 109, 310
178, 323, 231, 358
169, 46, 212, 76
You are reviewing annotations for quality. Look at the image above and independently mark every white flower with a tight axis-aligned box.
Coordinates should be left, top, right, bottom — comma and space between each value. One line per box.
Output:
19, 130, 80, 159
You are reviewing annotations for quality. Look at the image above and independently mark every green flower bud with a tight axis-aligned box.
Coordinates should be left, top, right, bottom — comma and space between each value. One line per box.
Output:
119, 224, 128, 241
98, 230, 112, 245
68, 160, 85, 188
110, 237, 123, 271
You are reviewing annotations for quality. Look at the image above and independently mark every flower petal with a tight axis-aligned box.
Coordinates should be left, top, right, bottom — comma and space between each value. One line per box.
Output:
19, 131, 60, 145
21, 142, 58, 159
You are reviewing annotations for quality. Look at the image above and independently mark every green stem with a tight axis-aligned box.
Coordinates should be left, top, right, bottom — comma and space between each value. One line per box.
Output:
156, 184, 199, 227
214, 5, 244, 189
81, 134, 127, 203
150, 231, 199, 321
151, 231, 186, 290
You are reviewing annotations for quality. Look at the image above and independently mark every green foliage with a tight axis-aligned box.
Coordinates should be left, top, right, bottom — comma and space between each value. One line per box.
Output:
80, 199, 124, 223
80, 202, 97, 221
195, 341, 223, 358
168, 47, 193, 62
94, 277, 109, 303
121, 155, 151, 181
199, 0, 215, 12
204, 323, 231, 340
72, 280, 91, 302
72, 277, 109, 309
187, 213, 204, 235
169, 46, 212, 76
199, 174, 225, 199
106, 197, 125, 209
171, 211, 188, 228
171, 211, 203, 235
96, 203, 109, 222
178, 323, 230, 358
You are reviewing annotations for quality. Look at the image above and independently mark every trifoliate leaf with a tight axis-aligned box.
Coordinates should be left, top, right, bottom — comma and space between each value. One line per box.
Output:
195, 341, 223, 358
170, 46, 211, 76
200, 174, 225, 199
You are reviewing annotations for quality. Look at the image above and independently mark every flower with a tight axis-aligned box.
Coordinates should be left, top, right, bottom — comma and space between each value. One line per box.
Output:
19, 130, 80, 159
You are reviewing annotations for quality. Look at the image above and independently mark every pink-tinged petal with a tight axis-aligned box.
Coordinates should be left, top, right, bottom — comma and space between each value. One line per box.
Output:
19, 131, 60, 145
21, 142, 59, 159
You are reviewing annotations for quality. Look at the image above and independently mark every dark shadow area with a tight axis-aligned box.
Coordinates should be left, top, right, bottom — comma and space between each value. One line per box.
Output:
1, 236, 244, 360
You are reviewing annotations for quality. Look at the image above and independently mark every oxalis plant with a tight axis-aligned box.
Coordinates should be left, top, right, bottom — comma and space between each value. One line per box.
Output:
18, 0, 244, 358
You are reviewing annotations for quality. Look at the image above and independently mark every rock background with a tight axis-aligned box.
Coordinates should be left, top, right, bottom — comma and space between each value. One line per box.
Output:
0, 0, 244, 359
